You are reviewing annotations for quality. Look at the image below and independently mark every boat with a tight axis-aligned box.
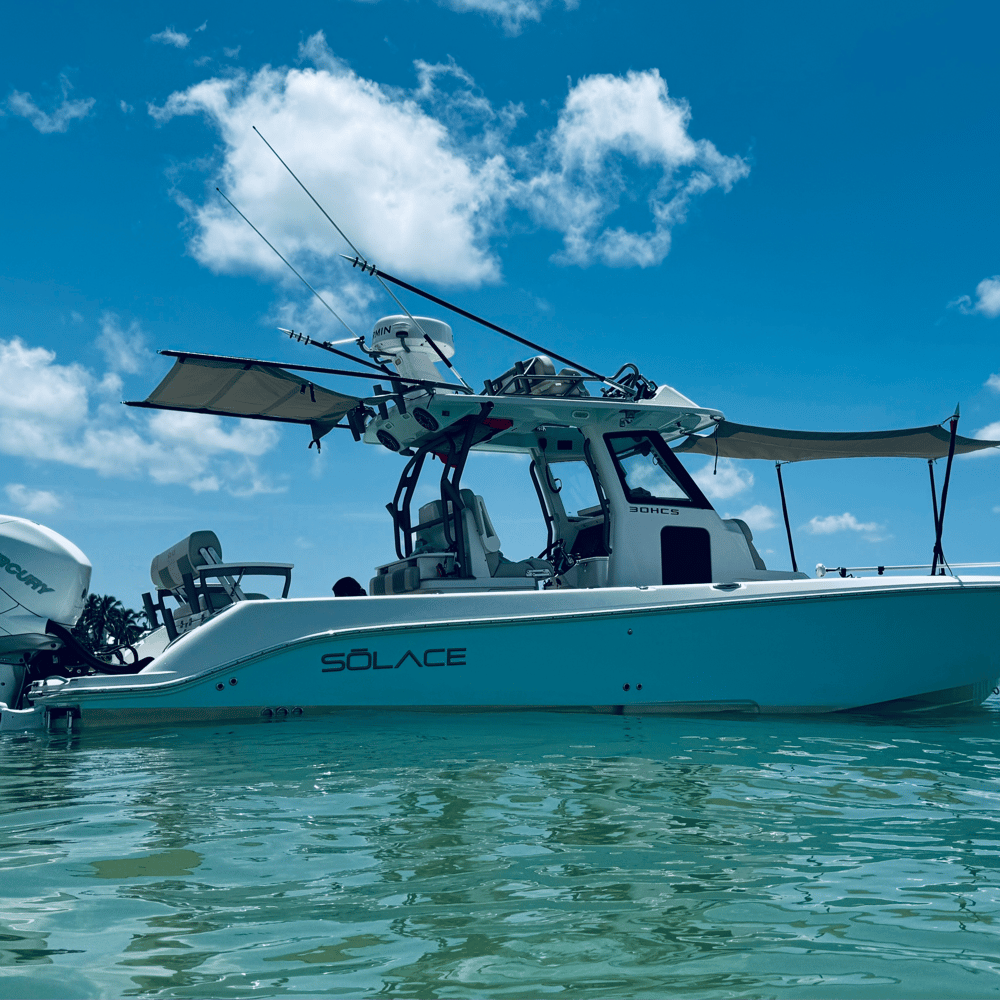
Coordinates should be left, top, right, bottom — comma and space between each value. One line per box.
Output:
2, 289, 999, 732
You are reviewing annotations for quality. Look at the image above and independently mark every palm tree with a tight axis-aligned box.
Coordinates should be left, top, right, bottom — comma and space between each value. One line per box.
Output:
72, 593, 146, 653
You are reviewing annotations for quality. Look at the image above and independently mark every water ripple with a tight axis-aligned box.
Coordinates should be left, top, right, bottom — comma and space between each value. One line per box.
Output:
1, 705, 999, 998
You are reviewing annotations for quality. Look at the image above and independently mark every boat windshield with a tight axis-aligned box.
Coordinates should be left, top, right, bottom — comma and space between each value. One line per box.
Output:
547, 459, 601, 517
605, 432, 713, 509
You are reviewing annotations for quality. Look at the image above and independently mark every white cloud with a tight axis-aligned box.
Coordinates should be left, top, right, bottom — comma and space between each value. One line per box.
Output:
0, 337, 282, 496
96, 312, 154, 374
985, 373, 1000, 392
520, 69, 749, 267
351, 0, 576, 34
972, 421, 1000, 448
806, 512, 881, 535
955, 421, 1000, 460
691, 458, 753, 500
5, 484, 62, 515
151, 27, 190, 48
195, 21, 207, 32
5, 76, 95, 134
223, 46, 241, 59
438, 0, 578, 34
148, 35, 747, 304
119, 99, 134, 114
272, 281, 376, 341
150, 33, 511, 290
732, 504, 776, 534
951, 276, 1000, 318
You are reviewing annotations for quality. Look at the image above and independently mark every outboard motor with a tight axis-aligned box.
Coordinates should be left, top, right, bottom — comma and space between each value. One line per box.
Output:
0, 516, 91, 709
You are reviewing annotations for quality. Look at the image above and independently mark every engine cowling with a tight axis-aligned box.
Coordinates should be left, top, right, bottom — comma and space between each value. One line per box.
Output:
0, 516, 92, 637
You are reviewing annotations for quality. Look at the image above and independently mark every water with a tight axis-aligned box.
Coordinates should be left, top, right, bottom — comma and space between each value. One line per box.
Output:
2, 706, 999, 999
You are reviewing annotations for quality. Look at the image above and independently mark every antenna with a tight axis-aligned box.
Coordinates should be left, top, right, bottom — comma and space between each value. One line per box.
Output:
251, 128, 473, 392
343, 256, 626, 392
216, 188, 359, 341
277, 328, 391, 375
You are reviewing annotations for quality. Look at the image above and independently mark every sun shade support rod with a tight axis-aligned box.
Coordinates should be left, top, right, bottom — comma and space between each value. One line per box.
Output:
153, 350, 472, 395
775, 461, 798, 574
931, 407, 960, 576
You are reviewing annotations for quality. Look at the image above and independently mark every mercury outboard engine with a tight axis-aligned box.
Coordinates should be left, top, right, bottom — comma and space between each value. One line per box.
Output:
0, 516, 92, 709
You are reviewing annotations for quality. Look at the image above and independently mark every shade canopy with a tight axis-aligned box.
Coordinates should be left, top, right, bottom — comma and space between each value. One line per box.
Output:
126, 352, 361, 444
673, 421, 1000, 463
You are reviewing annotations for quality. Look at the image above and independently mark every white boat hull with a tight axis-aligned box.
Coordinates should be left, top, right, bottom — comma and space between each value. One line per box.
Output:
24, 575, 1000, 728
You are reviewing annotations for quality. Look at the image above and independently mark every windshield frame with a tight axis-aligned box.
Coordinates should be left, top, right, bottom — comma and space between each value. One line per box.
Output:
604, 431, 715, 510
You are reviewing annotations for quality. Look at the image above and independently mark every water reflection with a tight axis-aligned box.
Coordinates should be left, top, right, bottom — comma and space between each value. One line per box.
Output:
0, 706, 998, 997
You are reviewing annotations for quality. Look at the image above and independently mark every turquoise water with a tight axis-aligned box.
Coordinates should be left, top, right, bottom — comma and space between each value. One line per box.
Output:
2, 705, 999, 999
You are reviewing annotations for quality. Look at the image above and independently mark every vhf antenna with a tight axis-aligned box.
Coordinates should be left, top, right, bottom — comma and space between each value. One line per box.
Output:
252, 127, 473, 393
215, 187, 358, 341
215, 188, 390, 374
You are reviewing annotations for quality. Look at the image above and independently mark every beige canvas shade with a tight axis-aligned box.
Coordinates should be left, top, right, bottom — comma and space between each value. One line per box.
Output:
673, 421, 1000, 463
127, 353, 361, 442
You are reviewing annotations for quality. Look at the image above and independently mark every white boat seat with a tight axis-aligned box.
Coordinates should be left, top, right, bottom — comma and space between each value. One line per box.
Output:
724, 518, 767, 571
372, 490, 552, 593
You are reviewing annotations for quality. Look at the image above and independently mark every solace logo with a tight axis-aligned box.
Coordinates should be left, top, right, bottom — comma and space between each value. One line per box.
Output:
322, 647, 467, 672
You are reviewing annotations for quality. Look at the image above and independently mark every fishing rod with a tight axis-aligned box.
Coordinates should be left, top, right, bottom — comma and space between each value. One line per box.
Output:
252, 128, 473, 392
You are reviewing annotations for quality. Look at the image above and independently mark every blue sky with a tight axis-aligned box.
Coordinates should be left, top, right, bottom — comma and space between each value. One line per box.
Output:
1, 0, 998, 603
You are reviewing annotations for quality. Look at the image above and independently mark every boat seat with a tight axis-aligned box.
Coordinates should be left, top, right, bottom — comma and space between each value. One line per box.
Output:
371, 490, 552, 593
724, 518, 767, 570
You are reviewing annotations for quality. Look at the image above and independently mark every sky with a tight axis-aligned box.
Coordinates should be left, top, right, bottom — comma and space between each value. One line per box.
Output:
1, 0, 998, 605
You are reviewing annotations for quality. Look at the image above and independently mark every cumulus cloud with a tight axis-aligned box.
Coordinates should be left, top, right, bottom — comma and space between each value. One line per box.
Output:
0, 337, 282, 496
521, 69, 749, 267
150, 34, 511, 290
151, 27, 190, 48
95, 312, 154, 374
731, 503, 776, 533
5, 484, 62, 516
691, 458, 753, 500
985, 373, 1000, 391
5, 75, 95, 134
951, 276, 1000, 318
148, 34, 747, 309
974, 421, 1000, 444
806, 512, 885, 541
